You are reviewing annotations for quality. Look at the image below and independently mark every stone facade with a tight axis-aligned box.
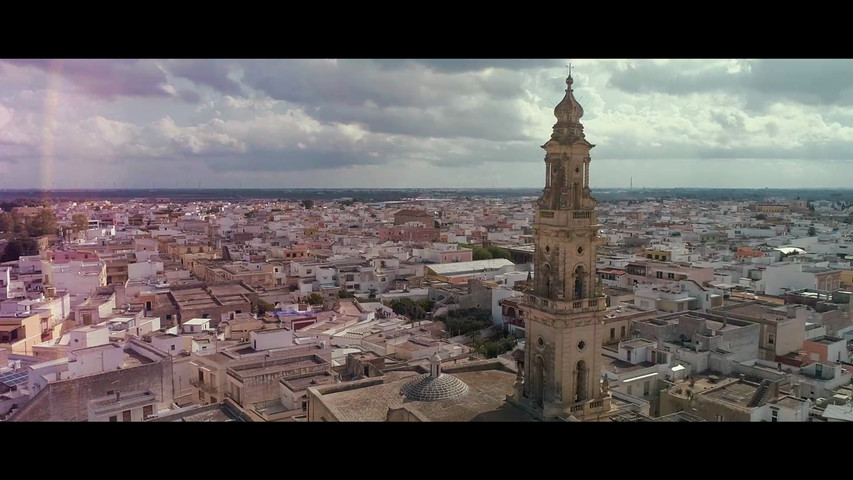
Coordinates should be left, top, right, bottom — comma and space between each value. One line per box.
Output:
513, 75, 612, 421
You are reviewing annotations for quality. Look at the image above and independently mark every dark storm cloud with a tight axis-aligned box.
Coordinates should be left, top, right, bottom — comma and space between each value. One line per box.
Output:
239, 60, 453, 108
607, 59, 853, 108
165, 60, 244, 95
373, 59, 564, 73
201, 149, 388, 172
237, 59, 536, 141
593, 136, 853, 162
177, 89, 202, 104
306, 101, 532, 142
607, 60, 736, 95
2, 59, 171, 99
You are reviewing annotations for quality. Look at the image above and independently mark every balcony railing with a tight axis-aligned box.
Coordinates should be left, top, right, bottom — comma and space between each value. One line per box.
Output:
189, 378, 220, 395
567, 397, 611, 417
523, 295, 606, 315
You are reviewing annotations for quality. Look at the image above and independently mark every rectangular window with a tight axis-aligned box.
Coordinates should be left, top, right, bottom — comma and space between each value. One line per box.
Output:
656, 271, 663, 279
815, 364, 823, 377
122, 410, 132, 422
768, 333, 775, 345
668, 273, 675, 279
610, 328, 615, 340
627, 385, 632, 396
716, 414, 723, 422
621, 326, 626, 338
143, 405, 153, 419
771, 409, 778, 422
643, 380, 650, 396
109, 416, 118, 422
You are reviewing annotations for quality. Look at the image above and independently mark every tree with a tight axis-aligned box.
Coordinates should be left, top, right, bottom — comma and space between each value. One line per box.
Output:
1, 237, 39, 262
436, 307, 492, 337
0, 212, 12, 234
472, 247, 493, 261
434, 220, 440, 228
368, 288, 378, 299
808, 226, 817, 236
338, 290, 355, 299
26, 209, 57, 237
755, 213, 767, 221
485, 245, 512, 260
476, 335, 518, 358
71, 214, 89, 232
306, 293, 325, 305
254, 299, 276, 317
301, 199, 314, 209
388, 298, 427, 320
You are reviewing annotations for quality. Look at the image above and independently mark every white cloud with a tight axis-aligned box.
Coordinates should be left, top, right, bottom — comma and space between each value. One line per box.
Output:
2, 58, 853, 188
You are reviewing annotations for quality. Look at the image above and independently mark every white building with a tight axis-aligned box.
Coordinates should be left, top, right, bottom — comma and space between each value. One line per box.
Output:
250, 328, 293, 351
42, 260, 106, 296
0, 267, 10, 300
763, 262, 841, 296
182, 318, 212, 334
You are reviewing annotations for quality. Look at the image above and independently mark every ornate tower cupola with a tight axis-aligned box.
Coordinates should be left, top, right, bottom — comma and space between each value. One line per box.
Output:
551, 75, 585, 143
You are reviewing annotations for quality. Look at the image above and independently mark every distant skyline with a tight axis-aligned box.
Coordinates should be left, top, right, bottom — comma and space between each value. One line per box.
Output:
1, 59, 852, 190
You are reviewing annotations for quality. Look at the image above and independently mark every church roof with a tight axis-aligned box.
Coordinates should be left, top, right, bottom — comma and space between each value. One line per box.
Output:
399, 372, 470, 402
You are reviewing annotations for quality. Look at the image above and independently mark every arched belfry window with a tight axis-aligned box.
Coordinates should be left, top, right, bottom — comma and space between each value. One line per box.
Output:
576, 360, 588, 402
574, 265, 586, 300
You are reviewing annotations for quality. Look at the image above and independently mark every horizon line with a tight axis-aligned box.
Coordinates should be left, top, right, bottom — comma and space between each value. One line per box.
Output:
1, 186, 853, 191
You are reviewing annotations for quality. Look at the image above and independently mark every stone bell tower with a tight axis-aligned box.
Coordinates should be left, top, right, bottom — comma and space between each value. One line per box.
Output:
512, 73, 612, 421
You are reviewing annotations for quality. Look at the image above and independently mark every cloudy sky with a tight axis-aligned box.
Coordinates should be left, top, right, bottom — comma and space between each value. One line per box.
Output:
0, 58, 851, 190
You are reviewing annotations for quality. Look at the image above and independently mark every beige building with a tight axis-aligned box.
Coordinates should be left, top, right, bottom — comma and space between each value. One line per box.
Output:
659, 375, 810, 422
0, 312, 42, 355
714, 300, 806, 361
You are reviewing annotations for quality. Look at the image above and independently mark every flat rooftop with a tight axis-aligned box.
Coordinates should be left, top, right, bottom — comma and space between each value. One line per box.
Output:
704, 381, 758, 407
147, 403, 244, 422
184, 318, 211, 326
719, 303, 787, 322
229, 355, 327, 379
807, 336, 844, 345
90, 390, 157, 416
281, 371, 335, 391
123, 350, 156, 368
